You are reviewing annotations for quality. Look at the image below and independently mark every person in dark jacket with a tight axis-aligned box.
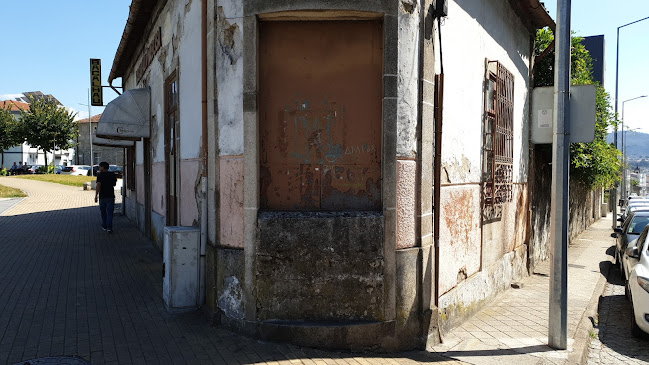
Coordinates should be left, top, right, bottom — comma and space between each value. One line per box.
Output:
95, 161, 117, 233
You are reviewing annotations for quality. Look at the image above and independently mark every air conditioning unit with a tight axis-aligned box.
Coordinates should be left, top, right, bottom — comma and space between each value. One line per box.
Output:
163, 226, 200, 311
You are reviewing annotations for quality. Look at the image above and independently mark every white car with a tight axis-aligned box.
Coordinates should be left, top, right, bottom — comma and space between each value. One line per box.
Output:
61, 165, 91, 176
626, 224, 649, 337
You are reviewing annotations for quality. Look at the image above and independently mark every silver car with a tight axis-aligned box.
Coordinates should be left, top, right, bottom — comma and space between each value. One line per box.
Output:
615, 210, 649, 279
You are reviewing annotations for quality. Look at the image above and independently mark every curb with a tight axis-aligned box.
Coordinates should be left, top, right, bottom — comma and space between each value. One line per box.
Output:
0, 197, 25, 216
568, 246, 613, 364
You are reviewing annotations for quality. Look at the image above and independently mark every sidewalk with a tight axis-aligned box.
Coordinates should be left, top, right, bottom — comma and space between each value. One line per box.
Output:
0, 176, 612, 364
431, 214, 614, 364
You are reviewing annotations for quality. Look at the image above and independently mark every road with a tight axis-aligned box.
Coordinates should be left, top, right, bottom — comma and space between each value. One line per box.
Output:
587, 251, 649, 364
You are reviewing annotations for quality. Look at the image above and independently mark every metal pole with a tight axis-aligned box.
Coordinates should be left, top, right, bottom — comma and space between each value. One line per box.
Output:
622, 103, 625, 200
88, 89, 93, 176
613, 27, 620, 229
549, 0, 571, 350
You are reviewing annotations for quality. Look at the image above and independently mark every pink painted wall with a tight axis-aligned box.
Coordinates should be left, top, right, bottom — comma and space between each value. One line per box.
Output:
180, 159, 200, 226
438, 185, 482, 295
396, 159, 416, 249
151, 162, 166, 216
219, 156, 244, 248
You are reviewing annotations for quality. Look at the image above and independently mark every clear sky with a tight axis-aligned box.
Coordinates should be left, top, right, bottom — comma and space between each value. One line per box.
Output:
543, 0, 649, 134
0, 0, 132, 120
1, 1, 647, 133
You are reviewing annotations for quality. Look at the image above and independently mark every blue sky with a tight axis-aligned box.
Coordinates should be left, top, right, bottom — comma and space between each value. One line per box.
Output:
1, 1, 647, 133
0, 0, 131, 120
543, 0, 649, 134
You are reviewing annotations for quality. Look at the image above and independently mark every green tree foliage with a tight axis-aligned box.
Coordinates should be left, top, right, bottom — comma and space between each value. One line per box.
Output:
534, 28, 621, 189
18, 96, 79, 168
0, 104, 21, 169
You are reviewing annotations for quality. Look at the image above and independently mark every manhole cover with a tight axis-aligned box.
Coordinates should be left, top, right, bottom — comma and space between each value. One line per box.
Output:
13, 357, 91, 365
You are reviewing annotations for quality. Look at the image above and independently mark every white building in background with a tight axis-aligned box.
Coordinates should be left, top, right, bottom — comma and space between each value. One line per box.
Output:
0, 98, 75, 168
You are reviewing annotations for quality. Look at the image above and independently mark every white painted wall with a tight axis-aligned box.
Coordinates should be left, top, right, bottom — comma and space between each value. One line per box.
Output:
436, 0, 531, 184
178, 0, 203, 160
216, 0, 244, 156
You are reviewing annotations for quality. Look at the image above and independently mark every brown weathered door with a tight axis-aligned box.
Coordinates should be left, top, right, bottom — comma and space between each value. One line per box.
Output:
259, 20, 383, 211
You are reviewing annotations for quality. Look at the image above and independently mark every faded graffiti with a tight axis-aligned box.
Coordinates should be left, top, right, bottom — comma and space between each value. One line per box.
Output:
443, 190, 475, 248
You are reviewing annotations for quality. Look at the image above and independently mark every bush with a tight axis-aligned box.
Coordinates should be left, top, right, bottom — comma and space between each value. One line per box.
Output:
0, 168, 6, 176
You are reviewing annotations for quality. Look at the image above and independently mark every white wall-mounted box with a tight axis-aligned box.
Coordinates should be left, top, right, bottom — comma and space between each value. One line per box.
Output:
163, 226, 200, 311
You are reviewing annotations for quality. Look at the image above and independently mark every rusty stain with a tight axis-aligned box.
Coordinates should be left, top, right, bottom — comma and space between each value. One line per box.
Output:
443, 190, 475, 247
259, 21, 383, 210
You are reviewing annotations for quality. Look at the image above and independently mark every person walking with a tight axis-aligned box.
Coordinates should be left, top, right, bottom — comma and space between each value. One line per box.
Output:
95, 161, 117, 233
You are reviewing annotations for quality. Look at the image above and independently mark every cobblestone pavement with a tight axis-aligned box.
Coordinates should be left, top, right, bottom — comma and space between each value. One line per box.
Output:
0, 176, 463, 365
587, 264, 649, 364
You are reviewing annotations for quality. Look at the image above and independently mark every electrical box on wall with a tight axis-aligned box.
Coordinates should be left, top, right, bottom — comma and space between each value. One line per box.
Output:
163, 226, 200, 312
431, 0, 448, 18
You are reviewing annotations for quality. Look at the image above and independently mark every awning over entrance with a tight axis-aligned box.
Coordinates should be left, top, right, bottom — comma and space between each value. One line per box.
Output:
93, 136, 135, 147
96, 88, 150, 140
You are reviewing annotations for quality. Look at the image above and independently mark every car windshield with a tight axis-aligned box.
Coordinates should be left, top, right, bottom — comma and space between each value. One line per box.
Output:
628, 216, 649, 234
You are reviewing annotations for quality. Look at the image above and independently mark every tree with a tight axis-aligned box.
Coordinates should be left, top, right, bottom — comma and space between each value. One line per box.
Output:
0, 104, 21, 169
18, 96, 78, 168
534, 28, 621, 189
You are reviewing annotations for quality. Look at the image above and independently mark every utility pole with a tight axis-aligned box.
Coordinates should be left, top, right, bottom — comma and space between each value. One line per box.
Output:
549, 0, 571, 350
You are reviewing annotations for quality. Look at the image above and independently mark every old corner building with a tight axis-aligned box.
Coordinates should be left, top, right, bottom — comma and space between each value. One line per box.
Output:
97, 0, 555, 351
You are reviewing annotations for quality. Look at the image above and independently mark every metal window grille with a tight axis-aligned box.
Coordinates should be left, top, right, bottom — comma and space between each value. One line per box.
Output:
483, 61, 514, 206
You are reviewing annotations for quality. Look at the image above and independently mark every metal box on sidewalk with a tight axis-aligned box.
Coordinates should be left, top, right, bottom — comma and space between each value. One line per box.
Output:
163, 226, 200, 311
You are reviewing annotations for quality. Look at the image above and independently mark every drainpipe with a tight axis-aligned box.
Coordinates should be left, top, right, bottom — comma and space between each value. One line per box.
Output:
433, 17, 445, 308
199, 0, 208, 307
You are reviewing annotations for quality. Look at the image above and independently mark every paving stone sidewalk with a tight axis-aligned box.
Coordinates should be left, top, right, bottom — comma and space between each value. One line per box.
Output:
0, 177, 463, 365
430, 215, 614, 364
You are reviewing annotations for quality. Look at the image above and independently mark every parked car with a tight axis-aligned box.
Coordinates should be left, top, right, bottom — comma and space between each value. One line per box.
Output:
61, 165, 91, 176
59, 165, 74, 174
26, 165, 43, 174
620, 199, 649, 223
624, 225, 649, 336
109, 165, 123, 179
87, 165, 122, 178
616, 211, 649, 279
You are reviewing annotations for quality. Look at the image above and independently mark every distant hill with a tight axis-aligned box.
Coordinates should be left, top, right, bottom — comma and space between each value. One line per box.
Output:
607, 131, 649, 160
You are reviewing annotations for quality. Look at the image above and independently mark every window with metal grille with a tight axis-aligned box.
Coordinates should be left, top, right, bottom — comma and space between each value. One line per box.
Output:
483, 61, 514, 207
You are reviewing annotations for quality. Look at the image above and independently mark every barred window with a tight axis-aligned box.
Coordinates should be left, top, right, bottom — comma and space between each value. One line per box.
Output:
483, 61, 514, 207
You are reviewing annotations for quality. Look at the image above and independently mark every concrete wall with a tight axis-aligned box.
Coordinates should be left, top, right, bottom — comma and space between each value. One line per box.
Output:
529, 145, 604, 267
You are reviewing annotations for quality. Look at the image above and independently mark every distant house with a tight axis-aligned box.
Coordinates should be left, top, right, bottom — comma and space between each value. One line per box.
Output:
76, 114, 124, 166
0, 98, 75, 168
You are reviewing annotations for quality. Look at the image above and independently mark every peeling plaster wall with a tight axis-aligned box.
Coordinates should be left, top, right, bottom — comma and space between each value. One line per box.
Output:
435, 0, 533, 321
217, 1, 244, 156
438, 185, 481, 295
180, 159, 201, 226
178, 1, 203, 160
436, 0, 531, 185
482, 184, 528, 267
396, 0, 421, 159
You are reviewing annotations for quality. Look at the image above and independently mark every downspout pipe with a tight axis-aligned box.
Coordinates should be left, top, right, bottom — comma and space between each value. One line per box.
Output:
199, 0, 208, 307
433, 17, 444, 309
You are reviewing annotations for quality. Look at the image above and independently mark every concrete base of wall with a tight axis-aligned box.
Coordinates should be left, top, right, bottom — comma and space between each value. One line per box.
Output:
437, 244, 528, 336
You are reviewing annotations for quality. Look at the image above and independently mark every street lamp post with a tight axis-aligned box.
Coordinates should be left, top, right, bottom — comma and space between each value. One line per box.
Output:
613, 16, 649, 228
621, 96, 647, 201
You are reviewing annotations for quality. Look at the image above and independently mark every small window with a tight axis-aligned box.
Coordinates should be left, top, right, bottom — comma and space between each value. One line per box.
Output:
483, 61, 514, 211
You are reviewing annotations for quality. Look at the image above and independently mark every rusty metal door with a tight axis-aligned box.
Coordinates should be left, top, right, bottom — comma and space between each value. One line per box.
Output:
259, 20, 383, 211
